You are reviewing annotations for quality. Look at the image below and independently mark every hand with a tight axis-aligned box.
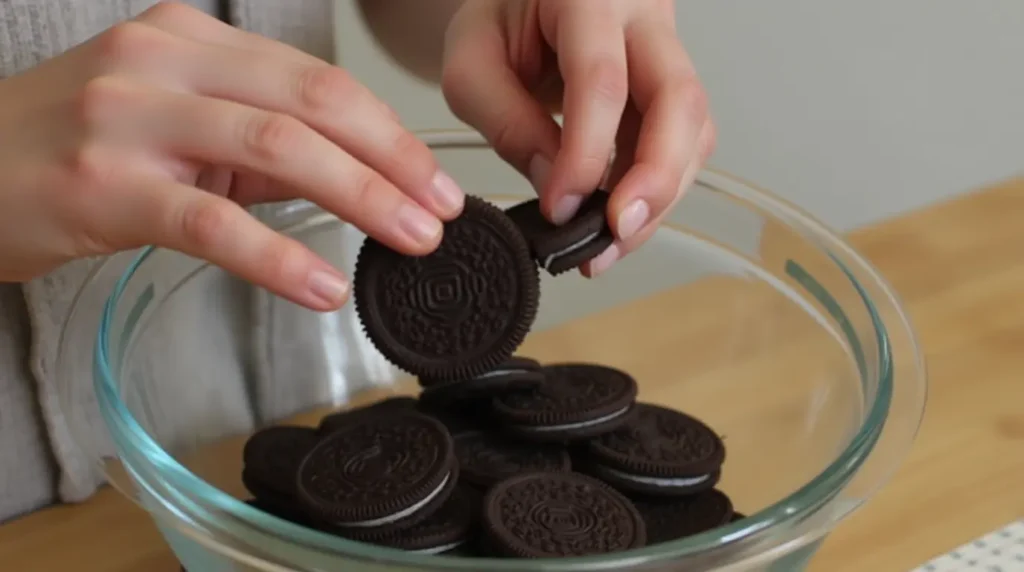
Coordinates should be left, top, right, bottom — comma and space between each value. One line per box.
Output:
0, 2, 464, 310
442, 0, 715, 276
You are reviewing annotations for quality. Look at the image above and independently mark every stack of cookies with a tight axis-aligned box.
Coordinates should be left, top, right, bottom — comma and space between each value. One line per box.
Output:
237, 194, 744, 559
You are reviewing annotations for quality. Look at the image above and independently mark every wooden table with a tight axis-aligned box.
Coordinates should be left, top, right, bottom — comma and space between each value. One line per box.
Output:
1, 178, 1023, 572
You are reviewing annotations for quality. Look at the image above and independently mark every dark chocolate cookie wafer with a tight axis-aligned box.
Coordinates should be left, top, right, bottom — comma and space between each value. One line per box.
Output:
730, 511, 746, 523
492, 363, 638, 442
505, 192, 614, 275
318, 396, 418, 436
584, 403, 725, 496
454, 431, 571, 490
483, 471, 646, 558
244, 497, 311, 527
339, 486, 482, 554
353, 195, 540, 380
419, 356, 544, 405
630, 489, 734, 544
296, 411, 457, 533
241, 426, 319, 504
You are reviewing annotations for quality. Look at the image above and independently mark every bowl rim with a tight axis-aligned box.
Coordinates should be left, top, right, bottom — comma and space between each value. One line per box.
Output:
91, 131, 915, 570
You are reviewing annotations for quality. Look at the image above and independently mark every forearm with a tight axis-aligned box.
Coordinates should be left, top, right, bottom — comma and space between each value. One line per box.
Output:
354, 0, 466, 83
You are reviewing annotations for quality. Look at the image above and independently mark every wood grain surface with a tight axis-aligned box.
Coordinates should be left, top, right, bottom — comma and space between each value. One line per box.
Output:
1, 177, 1022, 572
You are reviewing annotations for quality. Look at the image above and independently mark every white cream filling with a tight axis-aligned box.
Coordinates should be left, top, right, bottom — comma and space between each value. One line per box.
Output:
517, 405, 630, 433
337, 472, 451, 528
412, 540, 465, 555
541, 231, 601, 269
429, 368, 531, 388
593, 464, 712, 488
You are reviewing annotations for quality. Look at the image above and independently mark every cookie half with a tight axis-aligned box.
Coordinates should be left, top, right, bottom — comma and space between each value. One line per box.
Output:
482, 471, 646, 557
505, 192, 614, 275
296, 411, 457, 534
353, 195, 540, 380
583, 403, 725, 496
492, 363, 638, 442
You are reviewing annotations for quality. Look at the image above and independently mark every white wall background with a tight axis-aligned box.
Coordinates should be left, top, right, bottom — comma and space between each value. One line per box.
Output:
336, 0, 1024, 232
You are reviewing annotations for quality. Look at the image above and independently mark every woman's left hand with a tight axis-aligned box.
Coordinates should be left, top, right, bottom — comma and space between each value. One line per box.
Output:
442, 0, 716, 276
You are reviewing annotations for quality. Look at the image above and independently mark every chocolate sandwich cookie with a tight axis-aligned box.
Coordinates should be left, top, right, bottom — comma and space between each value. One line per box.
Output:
492, 363, 638, 442
296, 411, 458, 534
454, 431, 571, 490
244, 497, 310, 526
340, 486, 481, 554
631, 489, 734, 544
241, 425, 319, 505
505, 192, 614, 275
353, 195, 540, 380
584, 403, 725, 496
482, 471, 646, 557
730, 511, 746, 523
419, 356, 545, 405
318, 396, 419, 436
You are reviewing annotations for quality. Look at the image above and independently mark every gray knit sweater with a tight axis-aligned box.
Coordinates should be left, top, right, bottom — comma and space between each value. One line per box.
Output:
0, 0, 335, 523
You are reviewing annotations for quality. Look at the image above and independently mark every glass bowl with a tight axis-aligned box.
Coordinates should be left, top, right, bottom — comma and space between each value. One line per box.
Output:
57, 130, 926, 571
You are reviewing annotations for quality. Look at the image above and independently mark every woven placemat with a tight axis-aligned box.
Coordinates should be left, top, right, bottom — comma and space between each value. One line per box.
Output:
911, 519, 1024, 571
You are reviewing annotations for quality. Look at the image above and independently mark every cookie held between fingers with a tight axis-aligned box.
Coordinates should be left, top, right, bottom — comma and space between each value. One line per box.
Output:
353, 195, 540, 380
505, 192, 615, 275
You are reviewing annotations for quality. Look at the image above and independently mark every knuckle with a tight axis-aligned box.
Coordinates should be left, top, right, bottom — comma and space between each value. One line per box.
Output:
140, 1, 201, 23
584, 57, 629, 105
242, 113, 304, 163
75, 76, 132, 131
61, 144, 113, 191
673, 79, 709, 126
699, 120, 718, 163
295, 66, 354, 112
259, 239, 298, 281
180, 199, 236, 251
95, 21, 166, 66
347, 170, 385, 210
386, 130, 436, 181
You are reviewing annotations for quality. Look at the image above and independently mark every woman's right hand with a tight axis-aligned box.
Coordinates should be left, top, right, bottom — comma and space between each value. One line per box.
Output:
0, 2, 464, 311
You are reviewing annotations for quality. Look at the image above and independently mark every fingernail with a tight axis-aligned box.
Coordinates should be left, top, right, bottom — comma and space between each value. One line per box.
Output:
430, 170, 464, 216
529, 155, 551, 193
308, 269, 349, 306
552, 194, 583, 225
398, 203, 443, 244
588, 244, 620, 276
617, 199, 650, 240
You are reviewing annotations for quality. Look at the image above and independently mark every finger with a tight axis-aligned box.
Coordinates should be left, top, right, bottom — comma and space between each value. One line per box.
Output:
88, 77, 444, 255
136, 2, 322, 65
168, 41, 463, 220
581, 118, 714, 278
607, 19, 710, 244
604, 102, 643, 191
104, 176, 349, 311
545, 4, 629, 224
441, 2, 561, 194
